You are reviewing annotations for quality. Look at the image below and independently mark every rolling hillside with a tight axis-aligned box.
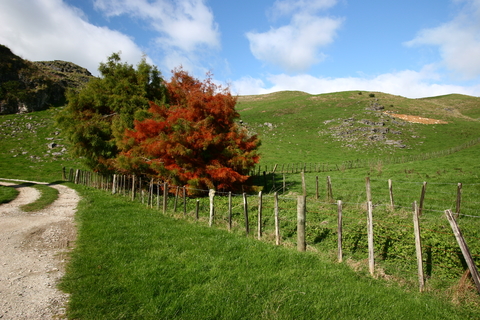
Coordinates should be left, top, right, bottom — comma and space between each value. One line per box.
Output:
2, 90, 480, 317
237, 91, 480, 167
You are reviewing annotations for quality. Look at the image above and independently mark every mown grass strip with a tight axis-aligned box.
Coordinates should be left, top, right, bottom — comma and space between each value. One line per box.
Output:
0, 184, 19, 204
20, 184, 59, 212
60, 186, 480, 319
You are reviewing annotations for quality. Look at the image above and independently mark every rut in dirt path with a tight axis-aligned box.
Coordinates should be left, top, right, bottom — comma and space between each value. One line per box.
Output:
0, 180, 80, 320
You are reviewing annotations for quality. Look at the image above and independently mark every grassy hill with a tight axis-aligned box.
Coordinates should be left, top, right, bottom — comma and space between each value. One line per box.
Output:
1, 90, 480, 318
237, 91, 480, 166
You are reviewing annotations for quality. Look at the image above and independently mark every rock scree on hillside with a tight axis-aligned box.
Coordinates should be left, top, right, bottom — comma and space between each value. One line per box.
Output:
316, 99, 449, 151
0, 180, 80, 319
0, 44, 94, 114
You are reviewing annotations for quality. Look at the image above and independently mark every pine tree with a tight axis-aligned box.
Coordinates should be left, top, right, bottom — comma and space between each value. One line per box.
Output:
57, 53, 166, 172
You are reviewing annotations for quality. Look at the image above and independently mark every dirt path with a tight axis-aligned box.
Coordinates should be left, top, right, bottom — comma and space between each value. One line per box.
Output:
0, 180, 80, 319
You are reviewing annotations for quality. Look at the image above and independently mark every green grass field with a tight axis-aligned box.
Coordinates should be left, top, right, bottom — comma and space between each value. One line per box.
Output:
2, 91, 480, 318
59, 186, 479, 319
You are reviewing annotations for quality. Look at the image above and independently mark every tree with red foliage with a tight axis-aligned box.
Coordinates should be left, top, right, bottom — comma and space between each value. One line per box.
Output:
116, 69, 260, 192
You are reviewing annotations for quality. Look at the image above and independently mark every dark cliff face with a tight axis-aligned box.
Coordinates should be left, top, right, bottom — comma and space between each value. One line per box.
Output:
0, 44, 94, 114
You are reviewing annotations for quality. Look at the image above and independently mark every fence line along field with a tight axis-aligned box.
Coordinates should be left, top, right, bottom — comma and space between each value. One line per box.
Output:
66, 166, 480, 295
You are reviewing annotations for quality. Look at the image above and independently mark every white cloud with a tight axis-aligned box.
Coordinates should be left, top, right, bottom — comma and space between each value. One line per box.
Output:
246, 14, 343, 73
0, 0, 146, 76
94, 0, 220, 71
246, 0, 343, 73
232, 66, 480, 98
405, 0, 480, 80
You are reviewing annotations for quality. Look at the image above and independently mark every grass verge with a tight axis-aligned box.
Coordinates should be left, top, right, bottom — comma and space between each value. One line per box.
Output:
0, 184, 19, 204
59, 186, 480, 319
20, 184, 60, 212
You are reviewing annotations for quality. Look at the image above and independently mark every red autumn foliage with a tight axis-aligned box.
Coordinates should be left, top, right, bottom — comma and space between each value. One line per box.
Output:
116, 68, 260, 192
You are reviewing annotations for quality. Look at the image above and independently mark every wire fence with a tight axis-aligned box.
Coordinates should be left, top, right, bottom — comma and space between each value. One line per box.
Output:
250, 136, 480, 175
65, 167, 480, 294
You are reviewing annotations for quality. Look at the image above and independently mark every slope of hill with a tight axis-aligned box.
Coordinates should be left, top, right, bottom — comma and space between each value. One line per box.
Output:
0, 44, 93, 114
237, 91, 480, 166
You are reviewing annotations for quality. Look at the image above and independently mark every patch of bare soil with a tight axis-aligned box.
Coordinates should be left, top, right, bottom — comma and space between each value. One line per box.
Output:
387, 113, 449, 124
0, 180, 80, 319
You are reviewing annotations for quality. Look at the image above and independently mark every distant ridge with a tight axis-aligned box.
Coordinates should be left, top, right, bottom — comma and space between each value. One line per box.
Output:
0, 44, 94, 114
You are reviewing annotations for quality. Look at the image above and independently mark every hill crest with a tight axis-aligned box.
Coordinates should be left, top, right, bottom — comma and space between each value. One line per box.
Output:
0, 44, 94, 114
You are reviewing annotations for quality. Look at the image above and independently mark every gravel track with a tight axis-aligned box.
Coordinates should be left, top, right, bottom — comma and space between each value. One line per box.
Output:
0, 180, 80, 319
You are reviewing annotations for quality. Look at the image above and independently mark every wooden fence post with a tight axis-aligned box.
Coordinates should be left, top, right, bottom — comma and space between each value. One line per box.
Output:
131, 175, 136, 201
388, 179, 394, 210
209, 189, 215, 227
419, 181, 427, 216
365, 177, 372, 203
163, 182, 168, 214
157, 181, 160, 210
228, 191, 232, 231
74, 169, 80, 184
367, 200, 375, 276
301, 171, 306, 196
274, 192, 280, 245
297, 195, 306, 252
195, 200, 200, 221
445, 209, 480, 294
283, 173, 286, 194
413, 201, 425, 292
112, 174, 117, 194
243, 193, 249, 235
326, 176, 333, 203
455, 183, 462, 219
337, 200, 343, 263
315, 176, 319, 200
257, 191, 263, 239
183, 187, 187, 216
149, 179, 154, 208
172, 186, 179, 212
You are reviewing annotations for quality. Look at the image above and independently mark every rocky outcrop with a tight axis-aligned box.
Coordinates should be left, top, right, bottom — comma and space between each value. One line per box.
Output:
319, 100, 413, 150
0, 44, 94, 114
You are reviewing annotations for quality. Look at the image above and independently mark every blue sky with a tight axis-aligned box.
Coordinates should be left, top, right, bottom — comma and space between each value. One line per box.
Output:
1, 0, 480, 98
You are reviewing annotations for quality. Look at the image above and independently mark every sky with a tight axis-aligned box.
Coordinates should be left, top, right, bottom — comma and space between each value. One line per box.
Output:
1, 0, 480, 98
